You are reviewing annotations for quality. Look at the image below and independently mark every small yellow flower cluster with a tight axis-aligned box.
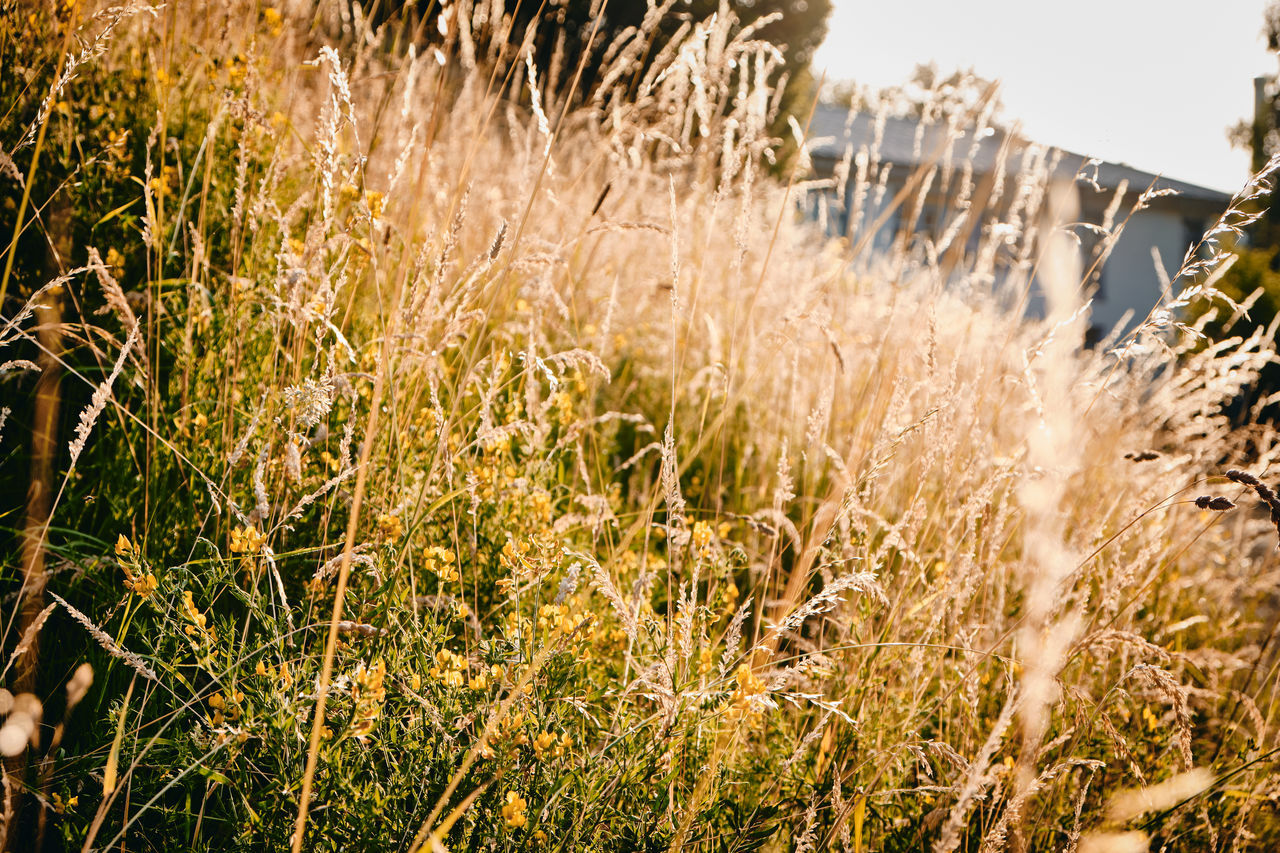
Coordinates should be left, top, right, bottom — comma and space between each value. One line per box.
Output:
363, 190, 385, 220
732, 664, 765, 699
104, 246, 126, 272
699, 647, 714, 677
727, 663, 766, 724
147, 163, 178, 195
223, 52, 248, 87
501, 790, 527, 828
501, 710, 529, 746
125, 569, 159, 598
182, 590, 216, 643
615, 549, 666, 577
537, 601, 599, 645
50, 793, 78, 814
229, 525, 264, 556
690, 520, 713, 555
532, 730, 571, 760
722, 580, 740, 613
116, 535, 158, 597
261, 6, 283, 36
426, 546, 458, 582
597, 625, 628, 652
484, 663, 504, 689
1142, 705, 1160, 732
317, 449, 341, 473
537, 603, 572, 634
416, 406, 443, 430
208, 689, 245, 726
530, 490, 553, 523
500, 613, 536, 648
469, 462, 499, 502
481, 434, 513, 459
350, 659, 386, 738
498, 531, 558, 590
551, 391, 574, 423
429, 649, 465, 687
376, 513, 404, 541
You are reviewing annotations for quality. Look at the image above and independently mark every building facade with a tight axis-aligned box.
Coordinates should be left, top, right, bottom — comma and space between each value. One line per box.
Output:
806, 105, 1234, 340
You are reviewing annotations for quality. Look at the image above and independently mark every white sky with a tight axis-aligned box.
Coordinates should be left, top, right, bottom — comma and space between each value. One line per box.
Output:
812, 1, 1277, 194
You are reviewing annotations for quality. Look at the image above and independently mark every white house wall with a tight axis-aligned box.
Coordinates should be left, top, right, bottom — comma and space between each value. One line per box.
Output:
1088, 207, 1194, 339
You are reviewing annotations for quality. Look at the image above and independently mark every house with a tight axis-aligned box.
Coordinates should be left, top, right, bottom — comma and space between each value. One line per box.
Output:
805, 104, 1234, 341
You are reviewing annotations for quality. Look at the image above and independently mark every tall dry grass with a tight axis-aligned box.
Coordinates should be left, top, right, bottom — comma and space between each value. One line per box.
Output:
3, 1, 1280, 850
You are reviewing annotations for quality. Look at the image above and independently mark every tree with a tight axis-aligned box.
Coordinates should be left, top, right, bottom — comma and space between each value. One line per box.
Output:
381, 0, 831, 113
1199, 1, 1280, 419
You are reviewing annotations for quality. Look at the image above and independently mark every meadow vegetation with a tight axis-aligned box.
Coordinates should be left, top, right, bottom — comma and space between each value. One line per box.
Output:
5, 2, 1280, 851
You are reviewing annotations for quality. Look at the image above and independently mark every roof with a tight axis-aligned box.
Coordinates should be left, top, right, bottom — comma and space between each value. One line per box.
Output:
807, 104, 1233, 206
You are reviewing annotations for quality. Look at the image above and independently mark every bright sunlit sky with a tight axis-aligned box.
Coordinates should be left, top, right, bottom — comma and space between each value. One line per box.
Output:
813, 1, 1277, 194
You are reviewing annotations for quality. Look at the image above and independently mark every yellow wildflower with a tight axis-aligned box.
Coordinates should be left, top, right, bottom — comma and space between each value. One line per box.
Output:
350, 659, 386, 738
501, 791, 527, 828
532, 730, 556, 759
229, 526, 264, 556
261, 6, 282, 35
530, 490, 552, 523
691, 520, 713, 554
426, 546, 458, 582
376, 514, 404, 541
429, 649, 465, 687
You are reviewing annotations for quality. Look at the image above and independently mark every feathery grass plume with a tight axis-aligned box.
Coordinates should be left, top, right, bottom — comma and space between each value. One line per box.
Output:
1129, 663, 1195, 771
87, 246, 139, 334
67, 324, 139, 470
759, 569, 885, 648
582, 553, 637, 645
980, 759, 1105, 853
1105, 768, 1215, 824
2, 603, 55, 678
935, 691, 1020, 853
48, 593, 157, 682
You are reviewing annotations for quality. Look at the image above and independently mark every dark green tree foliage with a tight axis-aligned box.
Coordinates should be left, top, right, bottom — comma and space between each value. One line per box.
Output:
387, 0, 830, 108
1207, 1, 1280, 419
